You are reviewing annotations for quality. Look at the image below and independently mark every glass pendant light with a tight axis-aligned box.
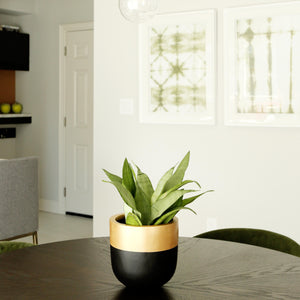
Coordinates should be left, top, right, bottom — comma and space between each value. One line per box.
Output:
119, 0, 158, 23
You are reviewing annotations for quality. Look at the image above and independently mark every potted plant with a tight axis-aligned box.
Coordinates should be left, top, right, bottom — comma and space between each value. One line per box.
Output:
103, 151, 212, 288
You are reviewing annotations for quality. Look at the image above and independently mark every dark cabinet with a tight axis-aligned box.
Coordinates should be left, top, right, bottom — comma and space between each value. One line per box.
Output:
0, 31, 29, 71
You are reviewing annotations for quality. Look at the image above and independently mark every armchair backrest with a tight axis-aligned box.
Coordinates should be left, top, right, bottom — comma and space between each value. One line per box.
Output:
0, 157, 38, 240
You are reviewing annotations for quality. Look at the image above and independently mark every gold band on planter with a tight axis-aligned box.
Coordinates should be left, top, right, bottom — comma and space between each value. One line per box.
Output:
110, 214, 178, 253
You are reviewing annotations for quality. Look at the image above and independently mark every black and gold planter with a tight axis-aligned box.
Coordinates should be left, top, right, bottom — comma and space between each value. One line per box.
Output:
110, 214, 178, 288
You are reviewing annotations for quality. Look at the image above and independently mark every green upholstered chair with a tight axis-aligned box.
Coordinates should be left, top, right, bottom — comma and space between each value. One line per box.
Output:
194, 228, 300, 257
0, 241, 34, 254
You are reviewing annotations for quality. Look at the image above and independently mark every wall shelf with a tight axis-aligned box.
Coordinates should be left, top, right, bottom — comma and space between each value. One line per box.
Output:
0, 114, 32, 124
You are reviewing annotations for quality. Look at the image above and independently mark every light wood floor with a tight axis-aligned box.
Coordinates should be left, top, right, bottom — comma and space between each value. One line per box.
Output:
17, 211, 93, 244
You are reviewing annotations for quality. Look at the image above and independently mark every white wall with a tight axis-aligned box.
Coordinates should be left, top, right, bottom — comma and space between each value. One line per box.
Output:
0, 138, 16, 158
1, 0, 93, 211
94, 0, 300, 243
0, 0, 36, 15
0, 12, 16, 22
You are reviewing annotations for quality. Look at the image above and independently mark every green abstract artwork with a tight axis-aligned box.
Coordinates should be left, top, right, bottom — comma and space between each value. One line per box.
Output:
235, 16, 300, 115
224, 2, 300, 127
139, 11, 215, 124
150, 24, 206, 113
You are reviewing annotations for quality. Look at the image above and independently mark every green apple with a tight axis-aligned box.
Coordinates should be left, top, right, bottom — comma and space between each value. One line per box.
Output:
0, 103, 11, 114
12, 102, 23, 114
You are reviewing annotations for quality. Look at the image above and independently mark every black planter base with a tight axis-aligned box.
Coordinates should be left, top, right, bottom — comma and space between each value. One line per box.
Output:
110, 245, 178, 288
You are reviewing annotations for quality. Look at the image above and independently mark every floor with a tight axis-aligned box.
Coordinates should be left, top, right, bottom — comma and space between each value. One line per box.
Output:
17, 211, 93, 244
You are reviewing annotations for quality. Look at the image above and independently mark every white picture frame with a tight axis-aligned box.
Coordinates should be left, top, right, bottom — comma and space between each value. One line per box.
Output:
139, 10, 216, 124
224, 2, 300, 127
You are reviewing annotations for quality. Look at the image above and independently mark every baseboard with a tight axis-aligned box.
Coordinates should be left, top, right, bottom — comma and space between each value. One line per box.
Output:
39, 198, 62, 214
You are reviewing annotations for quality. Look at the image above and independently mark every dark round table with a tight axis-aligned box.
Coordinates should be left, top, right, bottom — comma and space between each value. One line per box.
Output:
0, 237, 300, 299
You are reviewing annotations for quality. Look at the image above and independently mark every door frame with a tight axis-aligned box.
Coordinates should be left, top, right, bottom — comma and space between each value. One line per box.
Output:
58, 22, 94, 214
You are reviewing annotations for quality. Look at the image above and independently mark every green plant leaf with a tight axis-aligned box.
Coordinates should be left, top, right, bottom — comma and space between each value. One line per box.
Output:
123, 202, 132, 219
135, 166, 154, 200
126, 212, 142, 226
163, 151, 190, 192
128, 165, 154, 225
160, 180, 200, 199
122, 158, 136, 196
103, 180, 136, 210
103, 169, 122, 183
151, 166, 175, 204
135, 181, 151, 225
129, 163, 137, 181
133, 209, 142, 219
165, 196, 183, 212
153, 206, 196, 225
182, 190, 214, 207
150, 189, 196, 223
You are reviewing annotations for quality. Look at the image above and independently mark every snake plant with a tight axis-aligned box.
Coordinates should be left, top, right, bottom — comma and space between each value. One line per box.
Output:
103, 152, 212, 226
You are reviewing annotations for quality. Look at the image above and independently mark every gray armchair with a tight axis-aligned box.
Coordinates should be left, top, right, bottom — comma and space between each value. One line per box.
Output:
0, 157, 39, 244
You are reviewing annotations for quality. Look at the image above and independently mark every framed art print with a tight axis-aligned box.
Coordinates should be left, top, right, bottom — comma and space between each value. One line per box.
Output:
139, 10, 216, 124
224, 2, 300, 127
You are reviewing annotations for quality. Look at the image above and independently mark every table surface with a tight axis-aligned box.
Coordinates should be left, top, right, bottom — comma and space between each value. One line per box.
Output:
0, 237, 300, 299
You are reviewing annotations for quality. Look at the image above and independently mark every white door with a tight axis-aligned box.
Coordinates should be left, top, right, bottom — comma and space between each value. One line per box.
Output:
64, 28, 93, 216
